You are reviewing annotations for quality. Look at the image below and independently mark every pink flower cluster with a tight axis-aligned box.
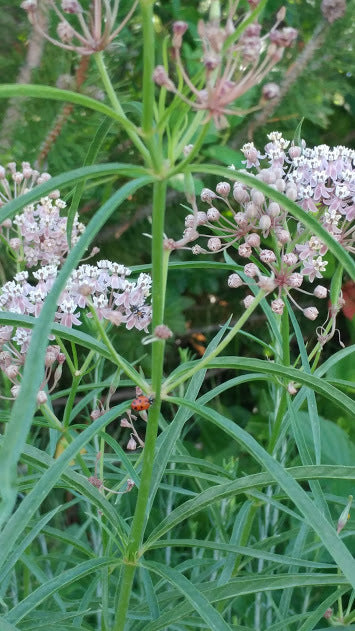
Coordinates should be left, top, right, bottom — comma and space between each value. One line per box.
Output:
153, 9, 297, 129
0, 262, 152, 399
0, 161, 152, 401
0, 161, 85, 268
176, 133, 354, 319
21, 0, 139, 56
0, 261, 152, 344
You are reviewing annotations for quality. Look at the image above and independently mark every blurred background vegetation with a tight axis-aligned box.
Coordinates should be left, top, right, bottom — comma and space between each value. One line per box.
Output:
0, 0, 354, 450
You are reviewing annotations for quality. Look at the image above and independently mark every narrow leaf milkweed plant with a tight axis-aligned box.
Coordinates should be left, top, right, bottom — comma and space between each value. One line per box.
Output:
0, 1, 354, 630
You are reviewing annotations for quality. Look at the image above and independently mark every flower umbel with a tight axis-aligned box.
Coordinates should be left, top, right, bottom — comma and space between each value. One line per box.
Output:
153, 6, 297, 128
174, 135, 354, 321
21, 0, 139, 55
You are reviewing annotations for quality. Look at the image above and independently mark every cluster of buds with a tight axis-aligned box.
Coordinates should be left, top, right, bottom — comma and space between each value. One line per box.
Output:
173, 133, 354, 322
0, 339, 65, 403
88, 452, 135, 496
21, 0, 138, 55
153, 6, 297, 128
120, 408, 146, 452
0, 162, 85, 268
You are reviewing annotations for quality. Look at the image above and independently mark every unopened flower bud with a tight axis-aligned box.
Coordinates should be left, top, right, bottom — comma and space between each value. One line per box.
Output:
234, 212, 248, 227
216, 181, 231, 197
243, 295, 255, 309
289, 145, 302, 159
21, 0, 37, 11
258, 275, 276, 292
324, 608, 333, 620
337, 495, 352, 534
184, 215, 195, 228
207, 237, 222, 252
266, 203, 280, 218
245, 233, 260, 248
9, 238, 21, 250
127, 436, 137, 451
126, 478, 135, 492
120, 417, 131, 428
251, 190, 265, 206
286, 186, 298, 201
57, 21, 74, 43
288, 381, 298, 395
245, 201, 259, 219
244, 263, 259, 278
196, 211, 207, 225
271, 298, 284, 315
262, 82, 280, 100
192, 245, 206, 255
238, 243, 252, 258
61, 0, 82, 13
173, 20, 188, 35
260, 249, 276, 264
233, 186, 249, 204
276, 178, 286, 193
11, 385, 21, 398
303, 307, 319, 321
314, 285, 327, 299
153, 66, 175, 91
201, 188, 217, 203
37, 390, 47, 405
91, 409, 103, 420
4, 364, 19, 379
282, 253, 298, 266
288, 273, 303, 288
259, 215, 271, 232
207, 207, 220, 221
2, 218, 12, 228
321, 0, 346, 23
270, 27, 298, 48
154, 324, 173, 339
228, 273, 243, 288
88, 475, 102, 489
277, 229, 290, 244
183, 144, 193, 157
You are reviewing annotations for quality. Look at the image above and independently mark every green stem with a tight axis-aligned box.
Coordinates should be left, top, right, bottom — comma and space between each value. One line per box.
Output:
164, 290, 266, 394
94, 51, 151, 164
140, 1, 161, 171
87, 305, 149, 393
168, 123, 210, 178
173, 111, 206, 162
113, 180, 168, 631
267, 308, 290, 454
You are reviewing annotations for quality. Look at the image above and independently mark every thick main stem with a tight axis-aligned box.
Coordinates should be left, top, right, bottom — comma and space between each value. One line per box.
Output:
112, 180, 167, 631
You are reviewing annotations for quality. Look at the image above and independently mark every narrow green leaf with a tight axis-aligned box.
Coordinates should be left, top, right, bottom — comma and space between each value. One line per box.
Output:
0, 402, 128, 573
147, 538, 335, 569
100, 431, 140, 487
143, 574, 350, 631
0, 84, 131, 126
0, 164, 148, 224
5, 558, 117, 624
149, 320, 231, 512
141, 560, 233, 631
145, 465, 355, 546
140, 567, 160, 620
205, 357, 355, 417
166, 399, 355, 588
0, 618, 21, 631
